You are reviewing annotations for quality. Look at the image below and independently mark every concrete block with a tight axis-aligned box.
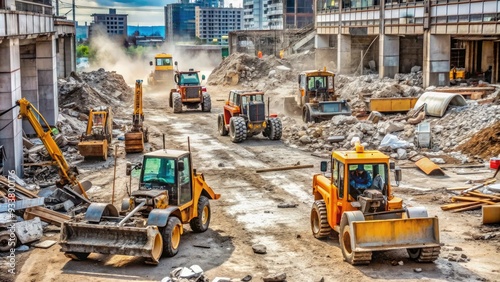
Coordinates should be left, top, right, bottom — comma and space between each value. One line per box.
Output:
14, 217, 43, 244
33, 240, 57, 249
36, 58, 55, 70
36, 40, 55, 58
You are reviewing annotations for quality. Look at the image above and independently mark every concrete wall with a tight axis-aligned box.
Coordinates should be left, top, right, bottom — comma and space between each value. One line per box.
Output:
36, 36, 58, 126
352, 35, 379, 74
423, 33, 450, 88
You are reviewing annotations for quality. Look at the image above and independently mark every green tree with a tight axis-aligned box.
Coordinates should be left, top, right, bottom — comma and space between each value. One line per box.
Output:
76, 44, 90, 58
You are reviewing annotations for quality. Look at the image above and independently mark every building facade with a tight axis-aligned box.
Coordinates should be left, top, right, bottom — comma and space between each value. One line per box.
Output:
314, 0, 500, 87
1, 0, 74, 175
243, 0, 314, 30
89, 8, 128, 40
165, 0, 223, 43
195, 7, 244, 44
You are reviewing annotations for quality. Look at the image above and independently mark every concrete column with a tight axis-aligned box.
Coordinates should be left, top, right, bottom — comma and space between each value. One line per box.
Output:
64, 35, 75, 76
379, 34, 400, 79
0, 39, 23, 176
423, 33, 450, 88
482, 41, 494, 81
315, 34, 329, 48
337, 34, 351, 74
36, 35, 58, 125
20, 57, 39, 135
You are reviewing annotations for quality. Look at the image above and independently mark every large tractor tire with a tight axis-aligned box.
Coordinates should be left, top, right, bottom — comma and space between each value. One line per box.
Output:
189, 196, 211, 233
202, 93, 211, 112
0, 230, 15, 252
162, 216, 182, 257
172, 92, 182, 113
265, 118, 282, 140
169, 92, 173, 108
339, 212, 372, 265
229, 117, 246, 143
218, 114, 228, 136
310, 200, 331, 239
405, 207, 440, 262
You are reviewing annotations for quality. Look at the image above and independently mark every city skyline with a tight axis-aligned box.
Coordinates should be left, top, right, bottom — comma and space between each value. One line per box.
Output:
59, 0, 243, 26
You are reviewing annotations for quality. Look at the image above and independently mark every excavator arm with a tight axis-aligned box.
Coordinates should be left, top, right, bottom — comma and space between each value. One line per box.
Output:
16, 98, 89, 199
133, 79, 144, 120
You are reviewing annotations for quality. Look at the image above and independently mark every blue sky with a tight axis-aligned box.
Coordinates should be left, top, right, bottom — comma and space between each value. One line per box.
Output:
61, 0, 243, 26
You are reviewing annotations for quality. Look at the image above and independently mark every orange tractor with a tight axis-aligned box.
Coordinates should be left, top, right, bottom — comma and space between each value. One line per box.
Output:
168, 62, 210, 113
218, 90, 282, 143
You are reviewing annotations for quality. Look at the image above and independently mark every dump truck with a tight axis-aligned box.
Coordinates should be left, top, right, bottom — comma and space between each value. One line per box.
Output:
148, 53, 174, 89
169, 61, 210, 113
125, 79, 149, 153
59, 148, 220, 264
284, 68, 351, 123
218, 90, 282, 143
310, 141, 440, 264
78, 106, 113, 160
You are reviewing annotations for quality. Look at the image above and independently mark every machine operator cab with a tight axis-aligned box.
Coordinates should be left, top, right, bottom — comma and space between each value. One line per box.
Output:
127, 150, 193, 206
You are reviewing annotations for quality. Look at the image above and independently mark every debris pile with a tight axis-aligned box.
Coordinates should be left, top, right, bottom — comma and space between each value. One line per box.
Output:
457, 121, 500, 159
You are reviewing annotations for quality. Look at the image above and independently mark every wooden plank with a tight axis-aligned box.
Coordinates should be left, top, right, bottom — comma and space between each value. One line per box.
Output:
441, 202, 478, 211
452, 203, 483, 212
451, 196, 496, 205
435, 87, 495, 93
467, 191, 500, 201
0, 176, 39, 198
256, 164, 314, 173
24, 206, 71, 227
461, 179, 497, 195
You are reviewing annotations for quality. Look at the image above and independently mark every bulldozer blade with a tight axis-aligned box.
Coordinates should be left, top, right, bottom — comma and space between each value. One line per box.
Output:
60, 222, 163, 264
78, 140, 107, 159
125, 132, 144, 153
351, 217, 440, 252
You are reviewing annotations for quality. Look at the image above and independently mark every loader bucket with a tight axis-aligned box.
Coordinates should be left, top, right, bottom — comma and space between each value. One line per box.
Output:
59, 222, 163, 264
125, 132, 144, 153
350, 217, 440, 252
78, 140, 108, 160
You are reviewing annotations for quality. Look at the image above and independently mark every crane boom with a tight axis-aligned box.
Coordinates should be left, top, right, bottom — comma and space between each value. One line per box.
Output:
16, 98, 89, 200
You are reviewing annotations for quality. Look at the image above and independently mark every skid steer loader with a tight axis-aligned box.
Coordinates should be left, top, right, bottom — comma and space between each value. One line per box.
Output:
310, 141, 441, 265
78, 106, 113, 160
59, 148, 220, 264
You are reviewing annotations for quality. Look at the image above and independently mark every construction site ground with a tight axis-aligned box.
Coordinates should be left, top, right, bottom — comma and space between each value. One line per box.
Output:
5, 82, 498, 282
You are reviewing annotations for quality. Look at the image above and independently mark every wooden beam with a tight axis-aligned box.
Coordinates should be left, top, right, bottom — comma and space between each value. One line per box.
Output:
467, 191, 500, 201
441, 202, 478, 211
0, 176, 38, 198
452, 203, 483, 212
451, 196, 496, 205
24, 206, 71, 227
256, 164, 314, 173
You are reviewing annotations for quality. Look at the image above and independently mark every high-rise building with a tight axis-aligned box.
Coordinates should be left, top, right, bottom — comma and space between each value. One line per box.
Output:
89, 9, 128, 39
165, 0, 224, 43
195, 7, 243, 44
243, 0, 313, 30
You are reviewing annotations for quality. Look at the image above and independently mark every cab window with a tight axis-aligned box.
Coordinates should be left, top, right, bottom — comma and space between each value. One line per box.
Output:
179, 156, 192, 204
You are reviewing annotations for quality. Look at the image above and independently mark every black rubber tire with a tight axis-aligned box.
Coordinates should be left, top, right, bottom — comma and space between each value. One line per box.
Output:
218, 114, 228, 136
310, 200, 331, 239
173, 92, 182, 113
189, 196, 211, 233
162, 216, 182, 257
303, 107, 312, 123
407, 247, 440, 262
339, 217, 372, 265
0, 231, 15, 252
169, 92, 173, 108
65, 252, 90, 261
202, 93, 211, 112
229, 117, 246, 143
266, 118, 282, 140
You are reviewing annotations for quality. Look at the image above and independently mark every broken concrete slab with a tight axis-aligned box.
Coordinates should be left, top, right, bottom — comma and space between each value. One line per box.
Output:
33, 240, 57, 249
14, 217, 43, 244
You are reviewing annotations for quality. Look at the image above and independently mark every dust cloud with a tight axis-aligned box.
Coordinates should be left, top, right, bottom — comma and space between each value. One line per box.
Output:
88, 25, 223, 87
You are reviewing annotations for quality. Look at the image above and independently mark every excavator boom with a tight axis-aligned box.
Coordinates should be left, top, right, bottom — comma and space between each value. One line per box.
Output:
16, 98, 89, 200
125, 80, 148, 153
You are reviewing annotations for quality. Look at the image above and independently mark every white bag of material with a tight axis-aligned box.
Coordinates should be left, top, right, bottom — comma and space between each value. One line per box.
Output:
380, 134, 410, 149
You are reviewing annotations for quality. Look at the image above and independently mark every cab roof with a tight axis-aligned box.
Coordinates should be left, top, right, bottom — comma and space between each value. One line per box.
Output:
301, 70, 335, 76
332, 149, 389, 163
144, 149, 189, 159
230, 90, 264, 96
155, 53, 172, 57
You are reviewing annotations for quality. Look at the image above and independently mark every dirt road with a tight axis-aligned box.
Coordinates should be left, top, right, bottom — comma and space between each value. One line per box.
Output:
12, 85, 500, 282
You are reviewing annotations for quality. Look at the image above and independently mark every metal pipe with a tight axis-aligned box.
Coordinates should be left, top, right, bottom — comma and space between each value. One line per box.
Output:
118, 200, 145, 226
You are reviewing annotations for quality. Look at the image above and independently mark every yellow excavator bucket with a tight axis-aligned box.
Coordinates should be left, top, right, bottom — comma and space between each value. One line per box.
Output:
351, 217, 440, 252
78, 140, 108, 160
124, 132, 144, 153
60, 222, 163, 264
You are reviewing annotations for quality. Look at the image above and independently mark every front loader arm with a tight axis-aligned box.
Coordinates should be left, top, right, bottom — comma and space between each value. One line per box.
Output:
17, 98, 89, 199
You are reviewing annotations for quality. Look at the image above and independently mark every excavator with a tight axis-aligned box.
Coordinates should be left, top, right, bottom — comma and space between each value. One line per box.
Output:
125, 79, 149, 153
16, 98, 91, 201
310, 140, 440, 264
78, 106, 113, 160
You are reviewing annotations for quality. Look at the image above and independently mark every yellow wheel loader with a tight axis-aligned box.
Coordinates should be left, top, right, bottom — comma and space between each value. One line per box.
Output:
148, 53, 174, 89
311, 142, 440, 265
78, 106, 113, 160
59, 148, 220, 264
125, 80, 149, 153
